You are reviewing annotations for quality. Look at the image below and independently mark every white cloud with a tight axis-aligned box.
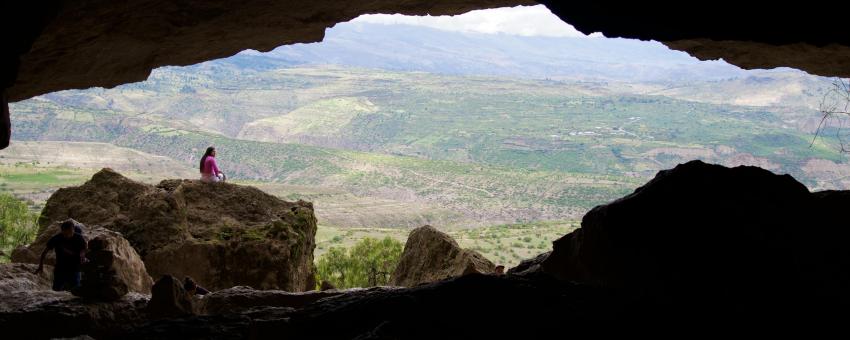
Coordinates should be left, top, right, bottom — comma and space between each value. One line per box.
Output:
351, 5, 596, 38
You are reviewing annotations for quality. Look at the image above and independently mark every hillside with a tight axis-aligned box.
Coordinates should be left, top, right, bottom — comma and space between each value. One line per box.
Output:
6, 22, 850, 229
252, 21, 748, 83
10, 96, 640, 227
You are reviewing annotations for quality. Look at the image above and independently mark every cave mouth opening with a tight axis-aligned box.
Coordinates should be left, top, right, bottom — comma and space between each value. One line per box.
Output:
1, 2, 849, 292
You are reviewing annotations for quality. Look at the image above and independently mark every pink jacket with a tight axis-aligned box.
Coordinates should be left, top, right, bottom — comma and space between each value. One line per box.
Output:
202, 156, 221, 176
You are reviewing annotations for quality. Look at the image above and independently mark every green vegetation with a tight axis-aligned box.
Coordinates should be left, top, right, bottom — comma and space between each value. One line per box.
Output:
315, 221, 577, 268
0, 193, 39, 262
315, 237, 404, 288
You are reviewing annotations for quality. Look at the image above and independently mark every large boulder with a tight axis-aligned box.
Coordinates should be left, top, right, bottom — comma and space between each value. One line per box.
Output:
390, 225, 495, 287
12, 219, 153, 295
37, 169, 318, 291
513, 160, 850, 307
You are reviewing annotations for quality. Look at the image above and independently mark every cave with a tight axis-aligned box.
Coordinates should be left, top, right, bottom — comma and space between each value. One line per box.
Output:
1, 0, 849, 338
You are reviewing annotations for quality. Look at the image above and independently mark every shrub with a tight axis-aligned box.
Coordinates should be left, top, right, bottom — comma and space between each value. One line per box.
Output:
316, 236, 403, 288
0, 193, 39, 262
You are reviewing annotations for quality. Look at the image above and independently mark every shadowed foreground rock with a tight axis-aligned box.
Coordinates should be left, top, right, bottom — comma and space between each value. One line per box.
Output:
512, 160, 850, 308
390, 225, 494, 286
36, 169, 318, 291
200, 286, 352, 315
0, 263, 149, 339
146, 275, 196, 318
0, 263, 63, 311
123, 274, 633, 339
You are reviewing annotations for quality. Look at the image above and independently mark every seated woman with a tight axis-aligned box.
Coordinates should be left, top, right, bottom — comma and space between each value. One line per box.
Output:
199, 146, 225, 182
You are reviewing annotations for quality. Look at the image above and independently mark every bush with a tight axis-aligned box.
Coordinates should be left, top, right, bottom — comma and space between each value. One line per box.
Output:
0, 193, 39, 262
316, 236, 403, 288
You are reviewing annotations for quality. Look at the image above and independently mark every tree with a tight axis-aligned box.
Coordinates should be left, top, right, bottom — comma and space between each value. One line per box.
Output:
0, 193, 39, 262
316, 236, 404, 288
812, 78, 850, 152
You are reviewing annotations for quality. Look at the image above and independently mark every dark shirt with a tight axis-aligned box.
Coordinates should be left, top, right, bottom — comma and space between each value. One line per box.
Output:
46, 233, 86, 272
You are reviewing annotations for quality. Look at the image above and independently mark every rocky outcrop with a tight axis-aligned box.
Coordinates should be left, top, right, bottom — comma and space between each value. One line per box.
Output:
0, 263, 67, 312
146, 275, 196, 318
390, 225, 495, 287
514, 160, 850, 307
0, 291, 149, 339
0, 263, 51, 291
12, 219, 153, 295
1, 263, 149, 339
199, 286, 351, 315
36, 169, 318, 291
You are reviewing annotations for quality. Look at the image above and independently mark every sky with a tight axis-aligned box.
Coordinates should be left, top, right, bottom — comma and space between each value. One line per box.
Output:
351, 5, 603, 38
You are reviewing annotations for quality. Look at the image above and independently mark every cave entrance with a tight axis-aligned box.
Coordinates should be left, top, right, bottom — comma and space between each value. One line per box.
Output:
2, 3, 848, 290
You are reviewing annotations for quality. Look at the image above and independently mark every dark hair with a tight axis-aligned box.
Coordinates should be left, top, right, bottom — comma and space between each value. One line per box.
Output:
199, 146, 215, 173
184, 277, 196, 291
60, 220, 75, 231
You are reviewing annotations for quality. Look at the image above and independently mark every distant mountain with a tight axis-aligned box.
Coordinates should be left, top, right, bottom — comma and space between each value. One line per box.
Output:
242, 22, 750, 83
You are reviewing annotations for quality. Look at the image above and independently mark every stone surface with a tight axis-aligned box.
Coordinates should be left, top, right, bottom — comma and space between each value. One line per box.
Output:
515, 160, 850, 307
36, 169, 318, 291
12, 219, 153, 295
1, 91, 8, 149
146, 275, 196, 318
390, 225, 494, 287
0, 280, 148, 339
121, 275, 635, 339
0, 263, 68, 312
0, 262, 51, 291
199, 285, 350, 315
1, 264, 148, 339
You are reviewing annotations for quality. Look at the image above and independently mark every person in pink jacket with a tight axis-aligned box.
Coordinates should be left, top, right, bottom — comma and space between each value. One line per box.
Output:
199, 146, 225, 182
